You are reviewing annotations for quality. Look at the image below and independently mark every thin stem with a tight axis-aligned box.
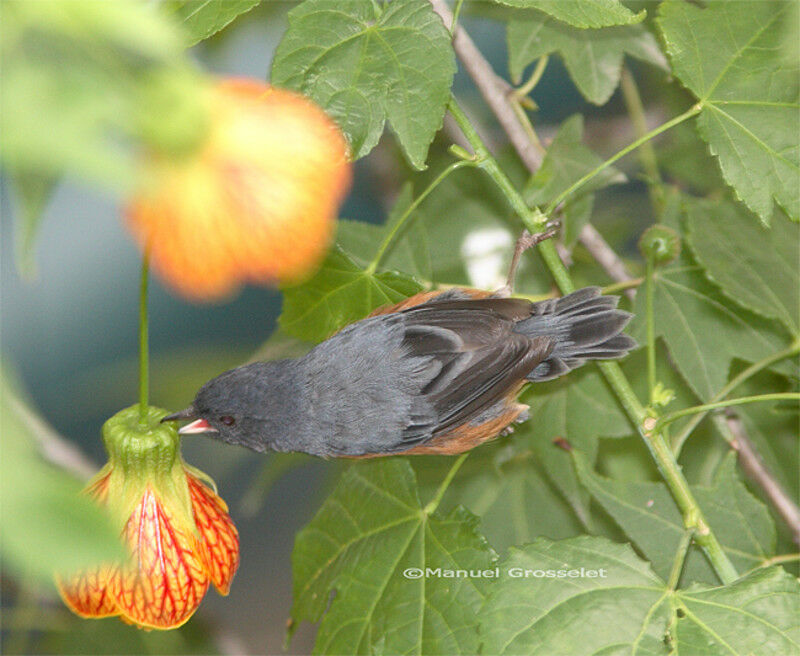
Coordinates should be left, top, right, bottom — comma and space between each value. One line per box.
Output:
450, 0, 465, 33
667, 530, 694, 590
367, 159, 474, 273
619, 66, 665, 215
515, 56, 549, 98
672, 341, 800, 454
657, 393, 800, 432
544, 103, 702, 216
510, 100, 545, 154
758, 553, 800, 568
424, 452, 470, 515
602, 276, 644, 295
138, 251, 150, 424
645, 254, 657, 402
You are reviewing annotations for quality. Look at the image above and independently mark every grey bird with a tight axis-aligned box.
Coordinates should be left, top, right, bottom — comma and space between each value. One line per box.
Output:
162, 286, 636, 458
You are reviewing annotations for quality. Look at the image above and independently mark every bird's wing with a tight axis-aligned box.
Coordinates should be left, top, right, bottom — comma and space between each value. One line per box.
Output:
396, 298, 553, 446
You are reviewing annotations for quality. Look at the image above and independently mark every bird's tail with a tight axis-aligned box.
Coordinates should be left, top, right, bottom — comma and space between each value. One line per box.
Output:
514, 287, 636, 382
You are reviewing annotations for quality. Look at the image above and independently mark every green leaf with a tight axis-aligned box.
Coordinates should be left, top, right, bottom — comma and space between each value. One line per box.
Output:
0, 371, 124, 581
658, 121, 727, 194
685, 198, 799, 336
675, 567, 800, 655
575, 451, 776, 585
493, 0, 644, 28
657, 1, 800, 223
279, 247, 422, 343
478, 536, 670, 655
271, 0, 456, 168
413, 445, 585, 553
171, 0, 261, 46
337, 184, 434, 280
291, 459, 496, 655
525, 114, 626, 243
630, 259, 796, 401
519, 369, 631, 528
507, 13, 667, 104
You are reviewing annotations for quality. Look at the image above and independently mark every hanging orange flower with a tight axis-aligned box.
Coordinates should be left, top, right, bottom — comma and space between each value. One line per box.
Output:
126, 77, 352, 301
56, 405, 239, 630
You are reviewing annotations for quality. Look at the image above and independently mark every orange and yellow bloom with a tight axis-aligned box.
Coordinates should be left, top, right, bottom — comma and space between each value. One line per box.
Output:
57, 405, 239, 630
126, 77, 352, 301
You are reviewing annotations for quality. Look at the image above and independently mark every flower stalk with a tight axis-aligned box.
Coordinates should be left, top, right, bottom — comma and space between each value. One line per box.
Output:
138, 251, 150, 424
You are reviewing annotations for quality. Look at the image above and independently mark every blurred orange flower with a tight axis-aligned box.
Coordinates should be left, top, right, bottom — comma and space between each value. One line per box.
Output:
57, 406, 239, 630
126, 78, 351, 300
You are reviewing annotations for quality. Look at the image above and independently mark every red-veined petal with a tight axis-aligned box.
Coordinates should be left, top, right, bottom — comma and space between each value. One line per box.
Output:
187, 473, 239, 594
110, 487, 209, 629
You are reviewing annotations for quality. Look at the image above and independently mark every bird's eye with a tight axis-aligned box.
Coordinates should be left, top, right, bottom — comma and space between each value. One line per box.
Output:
219, 415, 236, 426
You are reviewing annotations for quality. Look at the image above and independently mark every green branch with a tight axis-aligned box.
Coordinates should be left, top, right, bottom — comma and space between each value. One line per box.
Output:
447, 93, 739, 585
656, 394, 800, 432
367, 159, 475, 274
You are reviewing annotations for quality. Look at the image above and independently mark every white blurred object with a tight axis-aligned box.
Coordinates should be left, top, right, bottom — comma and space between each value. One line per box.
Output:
460, 227, 512, 290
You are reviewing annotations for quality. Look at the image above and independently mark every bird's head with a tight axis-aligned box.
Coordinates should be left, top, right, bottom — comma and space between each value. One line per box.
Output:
161, 363, 287, 452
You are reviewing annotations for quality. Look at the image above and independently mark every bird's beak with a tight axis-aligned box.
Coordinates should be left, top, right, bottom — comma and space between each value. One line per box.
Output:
161, 407, 219, 435
179, 419, 218, 435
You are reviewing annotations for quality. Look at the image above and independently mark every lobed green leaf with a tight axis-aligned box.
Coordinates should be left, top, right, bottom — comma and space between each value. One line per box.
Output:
291, 459, 496, 655
478, 536, 670, 655
493, 0, 644, 29
657, 1, 800, 223
630, 258, 796, 402
507, 13, 667, 104
170, 0, 261, 46
279, 247, 421, 343
685, 198, 799, 336
575, 451, 776, 585
271, 0, 456, 168
674, 567, 800, 654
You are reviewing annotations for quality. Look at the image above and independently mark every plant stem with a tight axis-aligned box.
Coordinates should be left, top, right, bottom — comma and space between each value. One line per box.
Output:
510, 100, 545, 154
672, 340, 800, 454
138, 251, 150, 424
667, 530, 694, 590
367, 159, 474, 274
643, 421, 739, 584
448, 91, 738, 584
645, 254, 657, 402
619, 66, 665, 216
424, 452, 470, 515
544, 103, 702, 216
758, 553, 800, 568
656, 393, 800, 432
450, 0, 465, 33
515, 56, 549, 98
602, 276, 644, 295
